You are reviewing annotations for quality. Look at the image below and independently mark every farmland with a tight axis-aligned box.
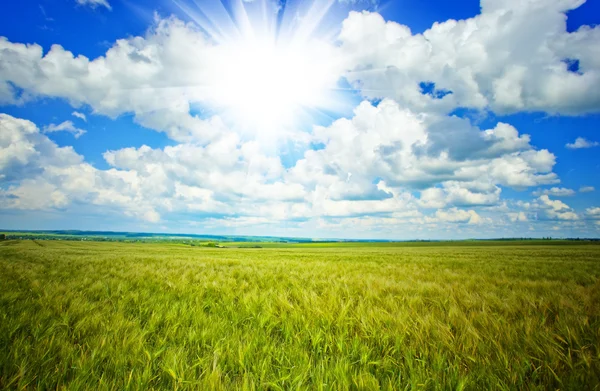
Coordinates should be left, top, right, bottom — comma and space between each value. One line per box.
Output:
1, 240, 599, 390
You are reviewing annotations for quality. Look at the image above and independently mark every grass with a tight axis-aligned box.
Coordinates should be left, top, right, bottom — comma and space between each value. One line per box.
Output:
0, 240, 599, 390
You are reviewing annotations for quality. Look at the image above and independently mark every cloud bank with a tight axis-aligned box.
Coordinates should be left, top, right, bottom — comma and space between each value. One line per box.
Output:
1, 0, 599, 237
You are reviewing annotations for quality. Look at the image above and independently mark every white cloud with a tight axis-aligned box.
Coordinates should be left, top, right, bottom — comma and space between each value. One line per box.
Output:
4, 110, 599, 237
2, 4, 599, 237
0, 20, 226, 143
0, 114, 83, 182
427, 208, 486, 225
586, 207, 600, 218
508, 212, 528, 222
0, 15, 343, 143
0, 113, 312, 223
72, 111, 87, 122
291, 100, 557, 203
532, 187, 575, 197
43, 121, 86, 138
0, 109, 557, 229
580, 186, 595, 193
76, 0, 111, 10
339, 2, 600, 116
545, 211, 579, 221
419, 181, 501, 208
0, 6, 596, 143
1, 115, 160, 221
565, 137, 599, 149
538, 195, 570, 211
2, 4, 595, 152
535, 195, 579, 221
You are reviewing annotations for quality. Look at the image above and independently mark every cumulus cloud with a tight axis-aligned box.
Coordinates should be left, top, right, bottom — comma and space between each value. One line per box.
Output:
532, 187, 575, 197
0, 114, 82, 182
419, 182, 501, 208
0, 105, 562, 229
508, 212, 528, 222
75, 0, 111, 10
2, 3, 595, 150
535, 195, 579, 221
339, 2, 600, 116
1, 115, 160, 220
586, 207, 600, 218
0, 15, 342, 143
0, 20, 227, 142
538, 195, 570, 211
1, 4, 597, 139
422, 208, 487, 225
580, 186, 595, 193
290, 99, 557, 210
0, 113, 312, 223
565, 137, 599, 149
43, 121, 86, 138
1, 4, 598, 236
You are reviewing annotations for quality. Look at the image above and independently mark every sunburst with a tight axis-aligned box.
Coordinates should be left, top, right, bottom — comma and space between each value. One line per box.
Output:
173, 0, 352, 139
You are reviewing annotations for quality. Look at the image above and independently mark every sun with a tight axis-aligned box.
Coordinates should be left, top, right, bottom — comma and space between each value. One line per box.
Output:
208, 37, 341, 134
176, 0, 349, 138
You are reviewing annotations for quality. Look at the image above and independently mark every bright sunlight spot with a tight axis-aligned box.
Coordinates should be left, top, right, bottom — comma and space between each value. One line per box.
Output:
208, 38, 339, 134
176, 0, 348, 137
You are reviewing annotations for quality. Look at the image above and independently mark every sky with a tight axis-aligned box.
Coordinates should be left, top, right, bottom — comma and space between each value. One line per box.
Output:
0, 0, 600, 240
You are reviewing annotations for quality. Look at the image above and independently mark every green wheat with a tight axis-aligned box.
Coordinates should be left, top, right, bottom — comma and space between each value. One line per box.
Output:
0, 240, 599, 390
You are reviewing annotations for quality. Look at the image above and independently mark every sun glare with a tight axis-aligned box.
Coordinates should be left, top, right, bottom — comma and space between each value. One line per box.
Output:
177, 0, 348, 137
209, 38, 340, 133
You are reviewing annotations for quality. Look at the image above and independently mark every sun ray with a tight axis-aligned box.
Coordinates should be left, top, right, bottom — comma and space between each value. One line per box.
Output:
172, 0, 222, 42
165, 0, 354, 139
291, 0, 336, 44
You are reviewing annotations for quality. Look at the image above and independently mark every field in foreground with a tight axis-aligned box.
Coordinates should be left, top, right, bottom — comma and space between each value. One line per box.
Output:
1, 240, 599, 390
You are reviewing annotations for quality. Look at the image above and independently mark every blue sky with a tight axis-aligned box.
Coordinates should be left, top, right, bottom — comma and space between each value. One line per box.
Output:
1, 0, 599, 239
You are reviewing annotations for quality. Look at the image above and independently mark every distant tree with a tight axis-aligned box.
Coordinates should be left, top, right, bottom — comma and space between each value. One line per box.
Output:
0, 234, 5, 240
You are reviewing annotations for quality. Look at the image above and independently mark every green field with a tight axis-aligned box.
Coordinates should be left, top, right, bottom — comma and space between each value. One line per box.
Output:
1, 240, 599, 390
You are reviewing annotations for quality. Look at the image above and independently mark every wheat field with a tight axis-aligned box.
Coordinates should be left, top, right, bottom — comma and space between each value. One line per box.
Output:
0, 239, 599, 390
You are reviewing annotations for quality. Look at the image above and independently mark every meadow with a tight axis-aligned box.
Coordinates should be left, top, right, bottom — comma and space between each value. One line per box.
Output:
0, 240, 599, 390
